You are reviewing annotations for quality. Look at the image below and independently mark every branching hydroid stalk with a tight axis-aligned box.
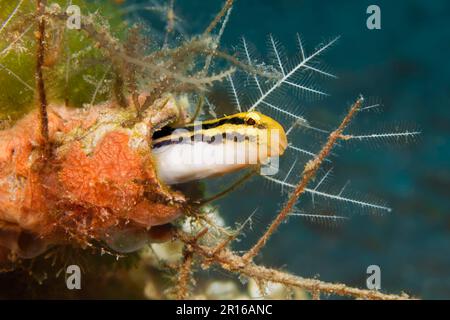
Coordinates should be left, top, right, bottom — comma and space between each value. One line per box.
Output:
176, 228, 208, 299
35, 0, 49, 156
204, 0, 234, 35
176, 249, 193, 300
163, 0, 175, 48
177, 230, 412, 300
243, 96, 365, 262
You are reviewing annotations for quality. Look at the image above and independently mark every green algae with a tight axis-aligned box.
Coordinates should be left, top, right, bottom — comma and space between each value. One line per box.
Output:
0, 0, 127, 121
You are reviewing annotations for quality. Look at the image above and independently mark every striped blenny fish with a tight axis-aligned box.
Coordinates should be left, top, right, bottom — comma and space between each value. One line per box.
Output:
152, 112, 288, 184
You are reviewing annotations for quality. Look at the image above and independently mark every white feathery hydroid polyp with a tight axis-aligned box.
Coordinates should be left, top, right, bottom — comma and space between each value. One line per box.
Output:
263, 176, 392, 213
248, 36, 339, 112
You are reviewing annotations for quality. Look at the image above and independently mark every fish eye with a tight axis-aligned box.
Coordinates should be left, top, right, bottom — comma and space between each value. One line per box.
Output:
246, 117, 256, 126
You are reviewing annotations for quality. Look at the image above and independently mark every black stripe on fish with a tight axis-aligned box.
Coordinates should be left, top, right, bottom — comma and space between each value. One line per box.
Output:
152, 132, 258, 149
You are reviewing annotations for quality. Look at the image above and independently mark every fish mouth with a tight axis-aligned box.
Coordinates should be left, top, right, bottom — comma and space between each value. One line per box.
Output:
267, 122, 288, 158
278, 128, 288, 155
253, 113, 288, 157
268, 130, 287, 158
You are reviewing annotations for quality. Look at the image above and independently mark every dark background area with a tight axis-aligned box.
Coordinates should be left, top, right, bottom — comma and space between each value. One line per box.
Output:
126, 0, 449, 298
